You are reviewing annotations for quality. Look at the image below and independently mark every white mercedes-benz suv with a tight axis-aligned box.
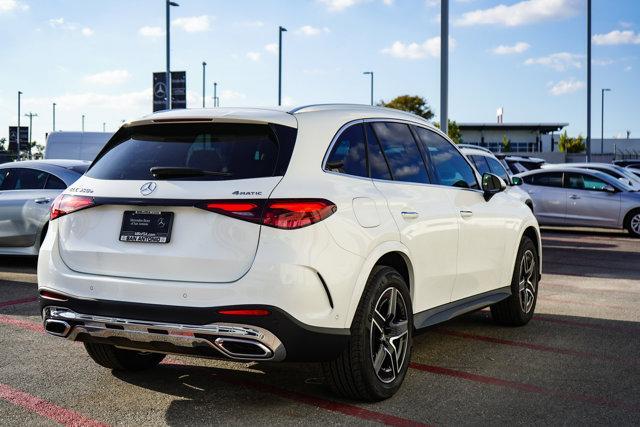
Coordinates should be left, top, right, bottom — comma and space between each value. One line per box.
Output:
39, 105, 541, 401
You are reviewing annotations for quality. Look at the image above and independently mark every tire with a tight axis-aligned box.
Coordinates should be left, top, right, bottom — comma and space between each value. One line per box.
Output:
322, 266, 412, 401
84, 342, 165, 371
625, 209, 640, 238
490, 236, 539, 326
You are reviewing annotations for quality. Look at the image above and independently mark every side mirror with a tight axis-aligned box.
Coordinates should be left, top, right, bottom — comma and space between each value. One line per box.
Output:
604, 185, 617, 193
482, 173, 507, 201
511, 176, 523, 186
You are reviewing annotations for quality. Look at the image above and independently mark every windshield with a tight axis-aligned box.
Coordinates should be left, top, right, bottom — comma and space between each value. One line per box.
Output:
87, 123, 293, 181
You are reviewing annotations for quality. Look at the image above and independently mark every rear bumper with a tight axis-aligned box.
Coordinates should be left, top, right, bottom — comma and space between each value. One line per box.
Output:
40, 297, 350, 362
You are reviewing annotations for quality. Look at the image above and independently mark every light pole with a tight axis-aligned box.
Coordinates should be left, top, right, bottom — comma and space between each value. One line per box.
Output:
440, 0, 449, 133
601, 88, 611, 154
82, 115, 85, 132
202, 61, 207, 108
586, 0, 592, 161
24, 112, 38, 160
363, 72, 374, 106
17, 91, 22, 160
166, 0, 180, 110
103, 122, 106, 132
278, 26, 287, 106
213, 82, 218, 107
52, 102, 56, 132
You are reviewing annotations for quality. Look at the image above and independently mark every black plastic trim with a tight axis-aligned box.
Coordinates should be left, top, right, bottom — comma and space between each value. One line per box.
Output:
414, 286, 511, 330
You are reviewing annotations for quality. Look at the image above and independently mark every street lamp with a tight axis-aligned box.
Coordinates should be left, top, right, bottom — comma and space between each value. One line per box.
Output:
601, 88, 611, 154
17, 91, 22, 160
166, 0, 180, 110
213, 82, 218, 107
440, 0, 449, 133
586, 0, 592, 161
52, 102, 56, 132
362, 72, 374, 106
202, 61, 207, 108
24, 112, 38, 160
278, 26, 287, 106
103, 122, 106, 132
82, 114, 85, 132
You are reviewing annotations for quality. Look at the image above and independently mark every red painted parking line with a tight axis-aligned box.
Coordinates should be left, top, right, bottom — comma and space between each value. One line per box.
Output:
410, 362, 640, 413
0, 314, 44, 333
0, 383, 108, 427
163, 360, 430, 427
0, 296, 38, 308
535, 316, 640, 334
435, 328, 632, 364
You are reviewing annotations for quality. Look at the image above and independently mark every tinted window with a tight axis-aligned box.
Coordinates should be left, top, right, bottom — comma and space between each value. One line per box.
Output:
524, 172, 563, 188
470, 155, 491, 176
486, 156, 511, 182
66, 164, 90, 174
325, 124, 367, 177
45, 174, 67, 190
415, 127, 478, 189
365, 124, 392, 180
566, 173, 609, 191
0, 168, 48, 190
371, 122, 429, 184
589, 167, 622, 179
87, 123, 284, 181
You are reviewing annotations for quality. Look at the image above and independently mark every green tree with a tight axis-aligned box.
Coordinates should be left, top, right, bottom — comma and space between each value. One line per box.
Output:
378, 95, 434, 120
501, 135, 511, 152
0, 137, 6, 152
29, 140, 45, 159
558, 131, 586, 153
434, 120, 462, 144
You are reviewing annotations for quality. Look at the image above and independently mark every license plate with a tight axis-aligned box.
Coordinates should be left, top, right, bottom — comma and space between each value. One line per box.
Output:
119, 211, 174, 244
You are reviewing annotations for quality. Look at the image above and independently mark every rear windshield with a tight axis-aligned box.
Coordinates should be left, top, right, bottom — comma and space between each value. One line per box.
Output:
66, 164, 90, 174
86, 123, 296, 181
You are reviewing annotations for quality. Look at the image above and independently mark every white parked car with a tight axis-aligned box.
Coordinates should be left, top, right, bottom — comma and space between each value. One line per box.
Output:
459, 145, 533, 211
38, 105, 541, 401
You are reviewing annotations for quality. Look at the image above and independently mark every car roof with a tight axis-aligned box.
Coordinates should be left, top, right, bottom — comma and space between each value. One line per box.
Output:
516, 166, 629, 186
126, 104, 434, 131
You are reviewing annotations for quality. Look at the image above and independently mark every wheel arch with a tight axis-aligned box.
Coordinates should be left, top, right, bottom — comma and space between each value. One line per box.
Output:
521, 225, 542, 276
344, 241, 414, 328
623, 207, 640, 232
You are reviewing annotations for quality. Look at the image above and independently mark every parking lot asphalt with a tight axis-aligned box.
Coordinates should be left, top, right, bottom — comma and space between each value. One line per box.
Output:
1, 228, 639, 426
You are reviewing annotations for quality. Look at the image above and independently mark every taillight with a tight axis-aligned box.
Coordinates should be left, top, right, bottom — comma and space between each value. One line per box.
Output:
217, 309, 271, 316
50, 194, 95, 220
199, 199, 336, 230
262, 199, 336, 229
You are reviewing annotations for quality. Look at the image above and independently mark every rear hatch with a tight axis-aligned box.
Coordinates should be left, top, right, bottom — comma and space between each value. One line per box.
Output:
56, 120, 297, 283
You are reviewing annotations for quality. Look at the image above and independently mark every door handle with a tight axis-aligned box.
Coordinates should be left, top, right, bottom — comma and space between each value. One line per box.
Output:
401, 211, 419, 219
569, 194, 580, 200
34, 197, 52, 204
460, 210, 474, 218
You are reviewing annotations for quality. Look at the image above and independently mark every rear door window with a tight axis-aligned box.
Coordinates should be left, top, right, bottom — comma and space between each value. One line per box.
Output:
0, 168, 48, 190
470, 155, 491, 176
87, 123, 294, 181
371, 122, 429, 184
365, 124, 392, 180
325, 124, 367, 177
565, 173, 610, 191
524, 172, 563, 188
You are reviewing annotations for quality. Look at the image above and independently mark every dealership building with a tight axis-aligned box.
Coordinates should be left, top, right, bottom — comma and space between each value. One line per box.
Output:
457, 122, 568, 153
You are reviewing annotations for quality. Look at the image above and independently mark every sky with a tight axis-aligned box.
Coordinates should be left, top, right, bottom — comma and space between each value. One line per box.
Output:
0, 0, 638, 146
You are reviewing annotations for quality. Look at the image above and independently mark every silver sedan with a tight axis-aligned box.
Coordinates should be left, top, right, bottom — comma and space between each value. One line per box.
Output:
0, 160, 90, 255
516, 167, 640, 237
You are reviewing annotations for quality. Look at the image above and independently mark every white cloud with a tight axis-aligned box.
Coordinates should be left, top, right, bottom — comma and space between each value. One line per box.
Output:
139, 26, 164, 38
220, 89, 247, 102
624, 65, 632, 72
172, 15, 211, 33
236, 20, 264, 28
81, 27, 94, 37
296, 25, 330, 36
317, 0, 366, 12
492, 42, 530, 55
549, 78, 585, 96
381, 36, 455, 59
246, 51, 261, 61
425, 0, 439, 6
382, 0, 394, 4
264, 43, 278, 54
0, 0, 29, 12
282, 96, 295, 107
592, 58, 614, 66
24, 89, 151, 112
455, 0, 580, 27
524, 52, 582, 71
48, 17, 93, 35
84, 69, 131, 86
593, 30, 640, 46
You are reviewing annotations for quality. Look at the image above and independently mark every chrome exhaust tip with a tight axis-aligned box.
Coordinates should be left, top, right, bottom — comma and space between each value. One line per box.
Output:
214, 337, 273, 360
44, 319, 71, 337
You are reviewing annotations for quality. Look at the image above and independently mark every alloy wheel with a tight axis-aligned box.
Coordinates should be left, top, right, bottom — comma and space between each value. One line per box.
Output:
631, 214, 640, 235
518, 250, 537, 313
369, 287, 409, 384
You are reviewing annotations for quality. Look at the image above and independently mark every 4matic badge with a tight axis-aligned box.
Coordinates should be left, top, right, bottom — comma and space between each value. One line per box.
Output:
232, 191, 262, 196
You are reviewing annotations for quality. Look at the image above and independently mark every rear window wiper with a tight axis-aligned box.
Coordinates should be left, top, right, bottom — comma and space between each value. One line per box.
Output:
150, 167, 233, 179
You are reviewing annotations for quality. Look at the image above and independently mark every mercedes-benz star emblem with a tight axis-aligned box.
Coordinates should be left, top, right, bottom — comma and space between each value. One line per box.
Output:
140, 182, 157, 196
